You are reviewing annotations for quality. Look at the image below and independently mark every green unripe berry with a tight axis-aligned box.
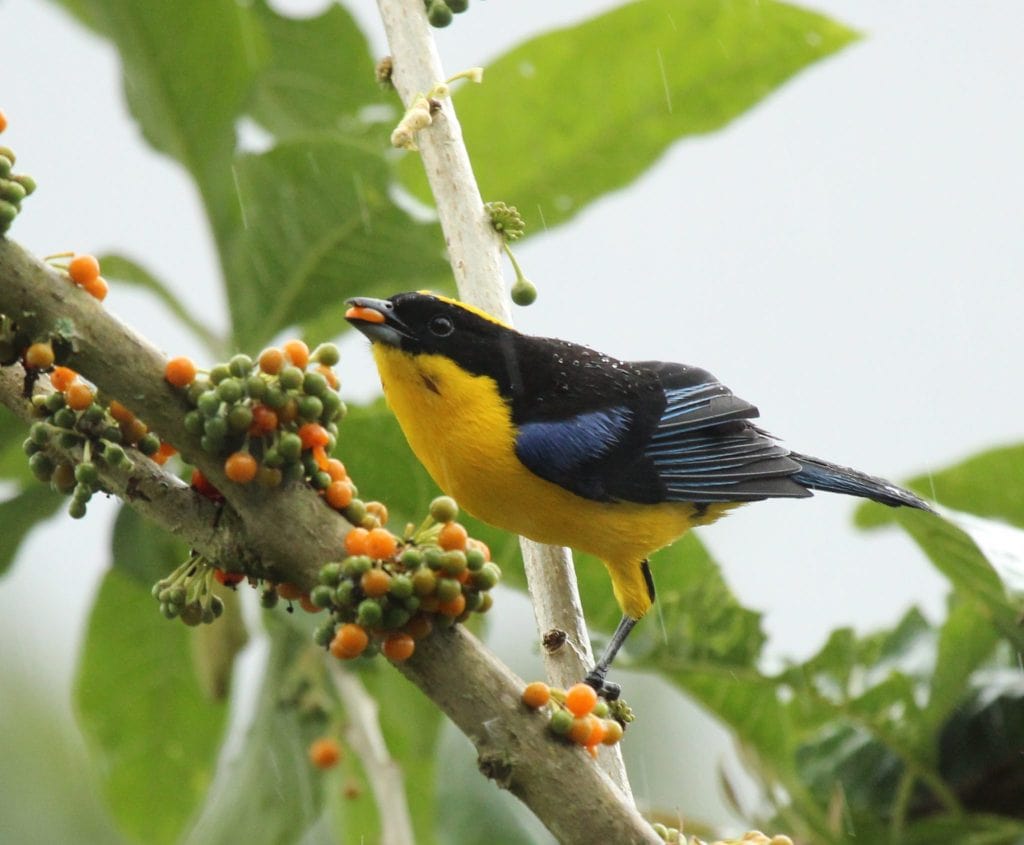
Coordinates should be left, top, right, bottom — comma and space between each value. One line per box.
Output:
13, 174, 36, 196
180, 603, 203, 626
209, 363, 231, 384
466, 548, 486, 571
53, 407, 77, 429
313, 620, 336, 647
311, 470, 331, 490
335, 580, 357, 608
29, 422, 50, 445
297, 395, 323, 421
477, 592, 493, 613
74, 462, 99, 485
216, 378, 243, 404
343, 555, 372, 577
197, 391, 221, 417
264, 386, 287, 410
343, 498, 367, 525
474, 562, 501, 591
463, 590, 482, 612
160, 601, 179, 619
427, 0, 453, 27
320, 390, 342, 421
388, 574, 414, 599
228, 353, 253, 378
1, 179, 26, 204
184, 410, 205, 435
137, 433, 160, 455
168, 585, 187, 606
356, 599, 383, 628
548, 709, 573, 736
282, 461, 305, 483
593, 699, 609, 719
383, 606, 411, 629
262, 447, 283, 468
440, 550, 467, 577
278, 432, 302, 461
82, 403, 105, 425
411, 568, 437, 596
187, 379, 211, 405
58, 432, 80, 450
511, 278, 538, 306
429, 495, 459, 523
244, 375, 267, 400
318, 562, 342, 585
203, 416, 228, 442
68, 499, 87, 519
44, 392, 66, 413
103, 444, 129, 469
311, 343, 340, 366
424, 547, 445, 571
400, 548, 423, 569
310, 585, 335, 608
302, 372, 328, 397
227, 404, 253, 432
279, 366, 304, 391
211, 596, 224, 618
22, 438, 40, 456
447, 0, 468, 11
28, 452, 54, 481
436, 577, 461, 603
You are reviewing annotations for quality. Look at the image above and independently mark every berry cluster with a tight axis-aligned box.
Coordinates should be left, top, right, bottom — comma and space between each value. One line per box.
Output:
53, 252, 109, 301
309, 496, 500, 663
425, 0, 469, 28
522, 680, 627, 759
0, 111, 36, 237
167, 342, 358, 512
23, 366, 172, 518
151, 552, 225, 625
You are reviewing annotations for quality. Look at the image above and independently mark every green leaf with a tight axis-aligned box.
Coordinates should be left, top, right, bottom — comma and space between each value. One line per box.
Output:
98, 254, 221, 353
183, 618, 330, 845
247, 0, 389, 139
0, 484, 63, 577
402, 0, 858, 231
75, 569, 228, 844
0, 403, 34, 481
226, 137, 447, 348
110, 504, 188, 586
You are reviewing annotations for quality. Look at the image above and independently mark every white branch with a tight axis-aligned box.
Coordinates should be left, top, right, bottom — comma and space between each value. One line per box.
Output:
376, 0, 634, 800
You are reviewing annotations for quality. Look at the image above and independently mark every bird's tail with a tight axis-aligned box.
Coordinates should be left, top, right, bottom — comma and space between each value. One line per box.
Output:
790, 452, 934, 512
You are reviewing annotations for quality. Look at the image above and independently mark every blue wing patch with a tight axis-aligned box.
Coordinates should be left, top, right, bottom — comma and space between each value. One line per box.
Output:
515, 407, 634, 500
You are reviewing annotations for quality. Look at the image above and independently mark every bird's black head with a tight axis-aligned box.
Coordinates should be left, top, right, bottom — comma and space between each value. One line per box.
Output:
345, 291, 516, 379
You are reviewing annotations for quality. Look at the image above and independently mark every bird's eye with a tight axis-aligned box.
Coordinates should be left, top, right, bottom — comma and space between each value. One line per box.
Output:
428, 316, 454, 337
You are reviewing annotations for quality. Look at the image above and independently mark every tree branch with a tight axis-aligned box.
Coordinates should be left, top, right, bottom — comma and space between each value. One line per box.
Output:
0, 233, 658, 842
375, 0, 635, 799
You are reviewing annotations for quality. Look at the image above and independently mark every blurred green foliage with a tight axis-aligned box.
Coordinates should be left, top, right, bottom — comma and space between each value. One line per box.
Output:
2, 1, 1021, 843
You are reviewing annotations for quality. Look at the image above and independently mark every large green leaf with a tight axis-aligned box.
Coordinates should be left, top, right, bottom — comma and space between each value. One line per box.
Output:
0, 403, 33, 480
75, 569, 228, 844
183, 618, 331, 845
226, 137, 447, 349
110, 501, 189, 586
99, 254, 221, 354
0, 484, 63, 577
247, 0, 388, 140
402, 0, 858, 231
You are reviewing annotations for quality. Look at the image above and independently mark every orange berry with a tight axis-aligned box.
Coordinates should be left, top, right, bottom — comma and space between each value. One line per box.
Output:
404, 614, 433, 640
190, 469, 223, 501
567, 715, 595, 746
360, 568, 391, 597
344, 527, 370, 556
153, 442, 177, 465
258, 347, 285, 374
68, 254, 100, 286
24, 341, 55, 368
437, 592, 466, 617
466, 537, 491, 561
121, 417, 148, 445
438, 521, 468, 551
276, 582, 304, 601
381, 632, 415, 662
214, 569, 245, 587
325, 480, 354, 509
65, 381, 94, 410
316, 364, 339, 389
366, 528, 398, 560
564, 683, 598, 718
108, 399, 134, 423
224, 451, 258, 484
249, 404, 278, 435
165, 356, 197, 388
601, 719, 624, 745
325, 458, 347, 482
586, 716, 605, 747
308, 737, 342, 769
298, 422, 329, 449
83, 275, 109, 301
282, 339, 310, 369
312, 444, 330, 470
522, 681, 551, 709
49, 366, 76, 391
0, 109, 7, 133
299, 594, 322, 613
330, 623, 369, 659
365, 501, 388, 525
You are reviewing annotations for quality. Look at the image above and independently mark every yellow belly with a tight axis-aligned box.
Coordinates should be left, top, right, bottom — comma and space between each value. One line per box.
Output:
372, 345, 735, 618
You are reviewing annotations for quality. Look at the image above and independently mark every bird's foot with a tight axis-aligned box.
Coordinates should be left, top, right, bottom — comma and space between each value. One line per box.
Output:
583, 667, 621, 701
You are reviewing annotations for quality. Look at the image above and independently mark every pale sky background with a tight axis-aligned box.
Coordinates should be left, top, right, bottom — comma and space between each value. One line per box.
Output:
1, 0, 1022, 838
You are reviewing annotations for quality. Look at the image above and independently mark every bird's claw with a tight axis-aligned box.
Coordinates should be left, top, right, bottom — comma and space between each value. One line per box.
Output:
583, 668, 621, 701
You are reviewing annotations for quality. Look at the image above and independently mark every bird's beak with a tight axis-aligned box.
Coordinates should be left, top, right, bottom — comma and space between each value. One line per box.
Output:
345, 297, 410, 347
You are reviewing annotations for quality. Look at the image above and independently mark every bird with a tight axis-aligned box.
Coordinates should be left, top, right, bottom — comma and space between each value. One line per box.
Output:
345, 291, 932, 696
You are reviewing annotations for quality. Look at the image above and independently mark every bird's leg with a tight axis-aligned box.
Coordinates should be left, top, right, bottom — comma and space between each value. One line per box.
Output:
583, 559, 655, 700
583, 614, 636, 700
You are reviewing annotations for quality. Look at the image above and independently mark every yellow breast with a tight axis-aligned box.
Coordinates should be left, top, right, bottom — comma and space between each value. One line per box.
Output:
371, 344, 734, 618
